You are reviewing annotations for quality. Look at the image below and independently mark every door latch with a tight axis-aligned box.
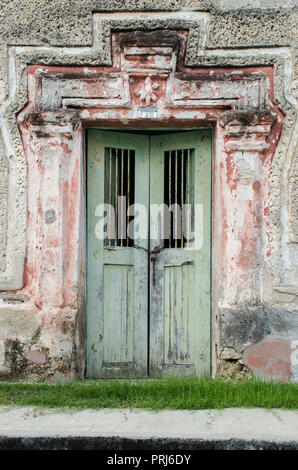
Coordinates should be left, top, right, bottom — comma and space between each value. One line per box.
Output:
150, 245, 163, 288
132, 244, 164, 288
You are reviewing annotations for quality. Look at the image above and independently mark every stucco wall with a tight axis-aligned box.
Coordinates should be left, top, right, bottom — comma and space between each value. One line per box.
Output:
0, 1, 297, 381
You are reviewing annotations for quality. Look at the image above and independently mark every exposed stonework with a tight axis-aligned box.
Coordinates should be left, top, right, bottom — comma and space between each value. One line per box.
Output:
217, 357, 253, 381
0, 4, 297, 382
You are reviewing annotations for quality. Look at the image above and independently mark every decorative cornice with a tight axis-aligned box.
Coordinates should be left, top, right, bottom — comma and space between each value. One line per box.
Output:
23, 110, 80, 138
220, 110, 277, 128
220, 110, 277, 153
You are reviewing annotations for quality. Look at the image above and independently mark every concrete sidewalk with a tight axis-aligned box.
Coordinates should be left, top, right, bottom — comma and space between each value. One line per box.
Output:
0, 406, 297, 450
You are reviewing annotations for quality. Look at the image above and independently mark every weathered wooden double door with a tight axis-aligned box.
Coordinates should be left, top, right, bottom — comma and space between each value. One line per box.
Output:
87, 129, 211, 378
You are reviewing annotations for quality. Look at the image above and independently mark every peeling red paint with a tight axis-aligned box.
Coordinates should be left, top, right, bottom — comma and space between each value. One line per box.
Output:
225, 154, 238, 193
252, 180, 261, 194
25, 350, 47, 365
243, 338, 292, 382
14, 31, 285, 379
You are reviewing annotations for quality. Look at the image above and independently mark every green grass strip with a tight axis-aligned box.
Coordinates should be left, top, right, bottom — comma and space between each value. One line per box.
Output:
0, 378, 297, 410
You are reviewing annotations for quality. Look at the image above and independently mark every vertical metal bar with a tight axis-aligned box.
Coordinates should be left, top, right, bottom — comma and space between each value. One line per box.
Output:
190, 149, 194, 239
175, 150, 178, 248
188, 149, 191, 206
115, 148, 119, 246
181, 149, 185, 248
120, 148, 124, 247
169, 151, 172, 247
108, 148, 112, 245
127, 150, 130, 247
188, 149, 191, 246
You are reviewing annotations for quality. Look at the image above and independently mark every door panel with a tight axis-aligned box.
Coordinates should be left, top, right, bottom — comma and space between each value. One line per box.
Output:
163, 265, 194, 365
149, 131, 212, 377
87, 130, 149, 378
103, 264, 134, 364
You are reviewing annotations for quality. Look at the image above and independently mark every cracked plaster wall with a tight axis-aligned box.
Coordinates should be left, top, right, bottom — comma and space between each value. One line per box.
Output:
0, 2, 297, 381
